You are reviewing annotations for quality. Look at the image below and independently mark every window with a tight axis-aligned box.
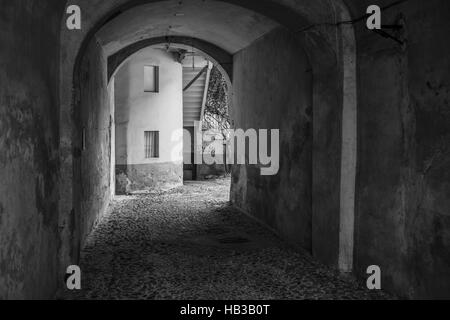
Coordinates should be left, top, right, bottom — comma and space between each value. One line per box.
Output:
145, 131, 159, 158
144, 66, 159, 92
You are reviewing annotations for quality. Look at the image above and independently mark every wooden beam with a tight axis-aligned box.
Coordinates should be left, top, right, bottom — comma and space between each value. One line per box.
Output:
183, 65, 208, 92
200, 62, 213, 121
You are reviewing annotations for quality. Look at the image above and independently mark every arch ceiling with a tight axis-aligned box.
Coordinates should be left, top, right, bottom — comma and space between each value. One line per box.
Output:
108, 38, 233, 85
96, 0, 280, 56
61, 0, 357, 72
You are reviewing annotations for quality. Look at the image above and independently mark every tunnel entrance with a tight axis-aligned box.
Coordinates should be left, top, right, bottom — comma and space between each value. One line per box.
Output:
111, 43, 232, 195
3, 0, 450, 301
59, 0, 358, 290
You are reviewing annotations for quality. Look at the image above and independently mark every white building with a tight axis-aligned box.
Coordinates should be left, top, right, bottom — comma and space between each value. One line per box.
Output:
114, 47, 214, 193
114, 47, 184, 193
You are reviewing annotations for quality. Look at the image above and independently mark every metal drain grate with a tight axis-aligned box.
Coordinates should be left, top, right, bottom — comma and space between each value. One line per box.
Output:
217, 237, 251, 244
204, 227, 229, 235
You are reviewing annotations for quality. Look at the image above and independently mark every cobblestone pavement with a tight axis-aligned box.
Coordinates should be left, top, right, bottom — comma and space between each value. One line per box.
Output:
65, 178, 391, 300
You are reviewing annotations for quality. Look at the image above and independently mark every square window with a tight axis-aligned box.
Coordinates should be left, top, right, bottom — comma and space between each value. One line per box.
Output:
145, 131, 159, 158
144, 66, 159, 92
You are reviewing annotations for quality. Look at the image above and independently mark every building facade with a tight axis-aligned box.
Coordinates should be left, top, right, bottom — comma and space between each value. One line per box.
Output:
115, 47, 184, 193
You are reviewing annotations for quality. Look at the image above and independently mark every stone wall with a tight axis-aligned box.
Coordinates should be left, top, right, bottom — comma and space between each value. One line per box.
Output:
231, 27, 313, 251
75, 39, 114, 249
116, 163, 183, 194
0, 0, 65, 299
230, 1, 450, 299
351, 0, 450, 298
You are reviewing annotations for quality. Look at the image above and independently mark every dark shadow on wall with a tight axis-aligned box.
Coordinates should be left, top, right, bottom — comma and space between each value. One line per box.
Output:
231, 26, 313, 252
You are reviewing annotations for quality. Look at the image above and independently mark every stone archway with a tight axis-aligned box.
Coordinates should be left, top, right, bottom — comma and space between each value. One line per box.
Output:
59, 0, 357, 276
107, 36, 233, 87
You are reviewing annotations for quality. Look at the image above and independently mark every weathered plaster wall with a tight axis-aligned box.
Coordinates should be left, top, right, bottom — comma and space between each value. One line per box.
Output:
231, 27, 313, 250
109, 77, 116, 198
115, 48, 183, 193
352, 0, 450, 299
74, 39, 114, 250
0, 0, 64, 299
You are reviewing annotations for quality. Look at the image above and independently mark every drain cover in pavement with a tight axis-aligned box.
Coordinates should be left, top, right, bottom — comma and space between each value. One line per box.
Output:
205, 227, 229, 235
217, 236, 251, 244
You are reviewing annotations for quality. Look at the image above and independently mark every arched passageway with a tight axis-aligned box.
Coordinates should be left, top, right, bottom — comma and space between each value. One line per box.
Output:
58, 0, 358, 299
59, 0, 357, 282
2, 0, 450, 300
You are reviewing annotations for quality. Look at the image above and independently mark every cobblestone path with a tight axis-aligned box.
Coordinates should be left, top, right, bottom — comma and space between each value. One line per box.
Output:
66, 178, 389, 300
